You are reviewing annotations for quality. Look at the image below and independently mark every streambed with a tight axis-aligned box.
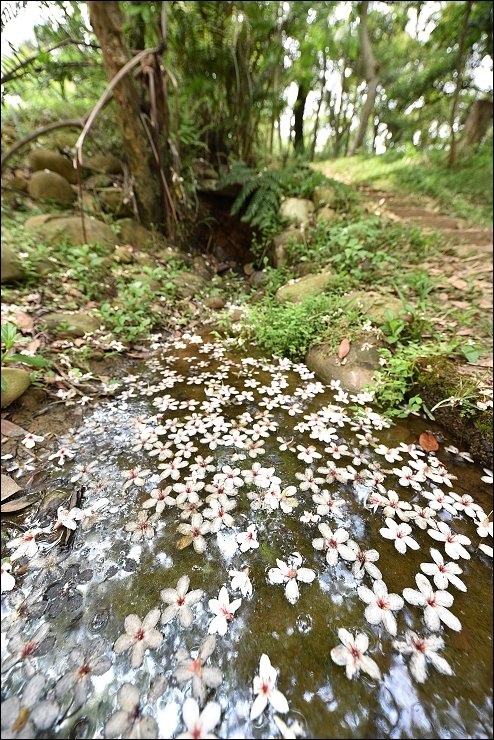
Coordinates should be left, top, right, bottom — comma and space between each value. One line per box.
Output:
1, 333, 492, 739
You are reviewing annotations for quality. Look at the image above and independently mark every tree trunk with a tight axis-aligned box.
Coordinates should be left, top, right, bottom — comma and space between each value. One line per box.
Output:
88, 1, 165, 231
447, 1, 473, 168
349, 1, 379, 156
310, 49, 327, 161
456, 98, 493, 156
293, 81, 308, 155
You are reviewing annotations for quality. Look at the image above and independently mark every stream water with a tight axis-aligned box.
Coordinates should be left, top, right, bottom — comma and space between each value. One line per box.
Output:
1, 333, 492, 739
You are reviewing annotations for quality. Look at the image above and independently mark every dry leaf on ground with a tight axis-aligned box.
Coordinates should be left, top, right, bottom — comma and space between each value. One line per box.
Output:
419, 432, 439, 452
338, 338, 351, 360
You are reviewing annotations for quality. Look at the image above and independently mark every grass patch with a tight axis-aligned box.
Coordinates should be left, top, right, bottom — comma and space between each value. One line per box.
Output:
317, 145, 493, 226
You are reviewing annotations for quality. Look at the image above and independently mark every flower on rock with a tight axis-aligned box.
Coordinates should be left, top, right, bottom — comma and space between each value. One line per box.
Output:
161, 575, 203, 627
55, 637, 111, 710
357, 580, 404, 636
208, 586, 241, 636
330, 628, 381, 681
177, 697, 221, 739
250, 653, 289, 720
125, 511, 159, 543
6, 528, 44, 562
402, 573, 461, 632
379, 518, 419, 554
113, 608, 163, 668
267, 552, 316, 605
177, 514, 211, 554
174, 635, 223, 705
312, 524, 356, 567
393, 630, 453, 683
419, 548, 467, 591
104, 683, 158, 739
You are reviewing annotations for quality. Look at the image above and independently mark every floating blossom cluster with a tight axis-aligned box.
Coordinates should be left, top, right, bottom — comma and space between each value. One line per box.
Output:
1, 332, 492, 738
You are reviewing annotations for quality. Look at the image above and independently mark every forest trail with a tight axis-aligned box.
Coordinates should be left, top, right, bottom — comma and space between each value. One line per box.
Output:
315, 164, 493, 387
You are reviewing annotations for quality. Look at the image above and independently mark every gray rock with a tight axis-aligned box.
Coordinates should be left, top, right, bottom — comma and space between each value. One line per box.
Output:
170, 272, 207, 298
1, 243, 25, 283
306, 339, 383, 393
278, 198, 314, 227
29, 149, 78, 184
272, 228, 306, 268
316, 206, 338, 224
28, 170, 75, 206
42, 311, 101, 337
313, 184, 339, 209
275, 270, 333, 304
1, 367, 31, 408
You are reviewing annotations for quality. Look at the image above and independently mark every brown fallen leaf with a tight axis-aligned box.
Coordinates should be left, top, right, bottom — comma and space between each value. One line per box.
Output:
12, 311, 34, 334
1, 419, 30, 437
2, 499, 33, 513
338, 338, 351, 361
419, 432, 439, 452
1, 474, 23, 501
25, 338, 41, 354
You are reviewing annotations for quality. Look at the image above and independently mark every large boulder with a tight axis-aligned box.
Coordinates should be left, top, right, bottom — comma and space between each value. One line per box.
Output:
42, 310, 101, 337
342, 290, 404, 325
29, 149, 78, 184
96, 188, 133, 217
26, 215, 116, 248
312, 184, 339, 209
1, 243, 25, 283
278, 198, 314, 228
28, 170, 75, 206
116, 219, 158, 248
275, 270, 334, 304
1, 367, 31, 408
306, 339, 383, 393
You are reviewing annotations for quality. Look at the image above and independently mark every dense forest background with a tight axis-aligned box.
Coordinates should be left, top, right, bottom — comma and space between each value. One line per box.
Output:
1, 0, 492, 235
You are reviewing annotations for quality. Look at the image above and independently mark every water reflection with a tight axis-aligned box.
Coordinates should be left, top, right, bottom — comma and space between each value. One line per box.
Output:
1, 333, 492, 739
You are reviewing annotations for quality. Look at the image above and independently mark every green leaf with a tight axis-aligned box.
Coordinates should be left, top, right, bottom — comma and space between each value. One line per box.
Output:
8, 353, 51, 368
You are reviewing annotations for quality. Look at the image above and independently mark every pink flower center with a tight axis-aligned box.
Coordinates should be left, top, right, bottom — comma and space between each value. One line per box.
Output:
260, 680, 270, 695
377, 598, 388, 610
287, 568, 297, 578
350, 646, 361, 660
135, 628, 145, 641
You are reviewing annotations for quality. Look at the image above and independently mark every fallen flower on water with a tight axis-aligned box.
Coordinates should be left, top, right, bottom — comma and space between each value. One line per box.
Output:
250, 653, 289, 720
393, 630, 453, 683
330, 628, 381, 681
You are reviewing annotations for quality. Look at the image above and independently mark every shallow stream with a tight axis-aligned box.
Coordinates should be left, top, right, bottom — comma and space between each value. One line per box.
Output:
1, 333, 492, 739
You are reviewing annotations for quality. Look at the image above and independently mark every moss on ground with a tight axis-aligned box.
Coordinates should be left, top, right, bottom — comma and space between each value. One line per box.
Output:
415, 356, 492, 468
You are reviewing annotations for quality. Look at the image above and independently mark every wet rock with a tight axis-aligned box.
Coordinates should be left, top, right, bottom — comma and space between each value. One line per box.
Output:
26, 215, 116, 248
342, 290, 404, 325
29, 149, 78, 184
1, 367, 31, 408
278, 197, 314, 227
275, 270, 334, 304
312, 184, 339, 209
42, 310, 101, 337
1, 243, 25, 283
28, 170, 76, 206
306, 339, 383, 392
39, 489, 71, 517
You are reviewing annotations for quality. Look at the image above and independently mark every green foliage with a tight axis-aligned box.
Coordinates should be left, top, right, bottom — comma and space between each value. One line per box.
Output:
1, 321, 50, 389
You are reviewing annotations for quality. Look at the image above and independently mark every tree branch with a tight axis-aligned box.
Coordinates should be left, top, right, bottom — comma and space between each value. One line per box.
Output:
1, 118, 85, 169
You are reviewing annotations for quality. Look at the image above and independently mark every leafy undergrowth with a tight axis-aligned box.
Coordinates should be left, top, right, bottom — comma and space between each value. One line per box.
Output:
318, 145, 493, 226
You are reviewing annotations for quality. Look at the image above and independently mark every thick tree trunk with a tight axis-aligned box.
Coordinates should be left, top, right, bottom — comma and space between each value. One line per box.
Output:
293, 81, 308, 155
456, 98, 493, 156
88, 1, 165, 230
349, 1, 379, 156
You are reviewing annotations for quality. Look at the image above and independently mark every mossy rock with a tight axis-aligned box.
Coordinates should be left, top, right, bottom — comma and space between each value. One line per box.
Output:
306, 339, 383, 393
275, 270, 334, 304
96, 188, 133, 217
28, 170, 75, 206
272, 228, 306, 268
278, 198, 314, 227
42, 310, 101, 337
26, 215, 116, 248
342, 290, 404, 325
415, 356, 493, 468
29, 149, 78, 184
169, 272, 207, 298
313, 185, 339, 209
1, 367, 31, 408
84, 154, 123, 175
1, 243, 25, 283
316, 206, 338, 224
115, 218, 158, 248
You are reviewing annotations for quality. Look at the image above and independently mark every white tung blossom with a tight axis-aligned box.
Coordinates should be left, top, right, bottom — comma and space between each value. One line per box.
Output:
250, 653, 289, 720
393, 630, 453, 683
267, 552, 316, 605
402, 573, 462, 632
